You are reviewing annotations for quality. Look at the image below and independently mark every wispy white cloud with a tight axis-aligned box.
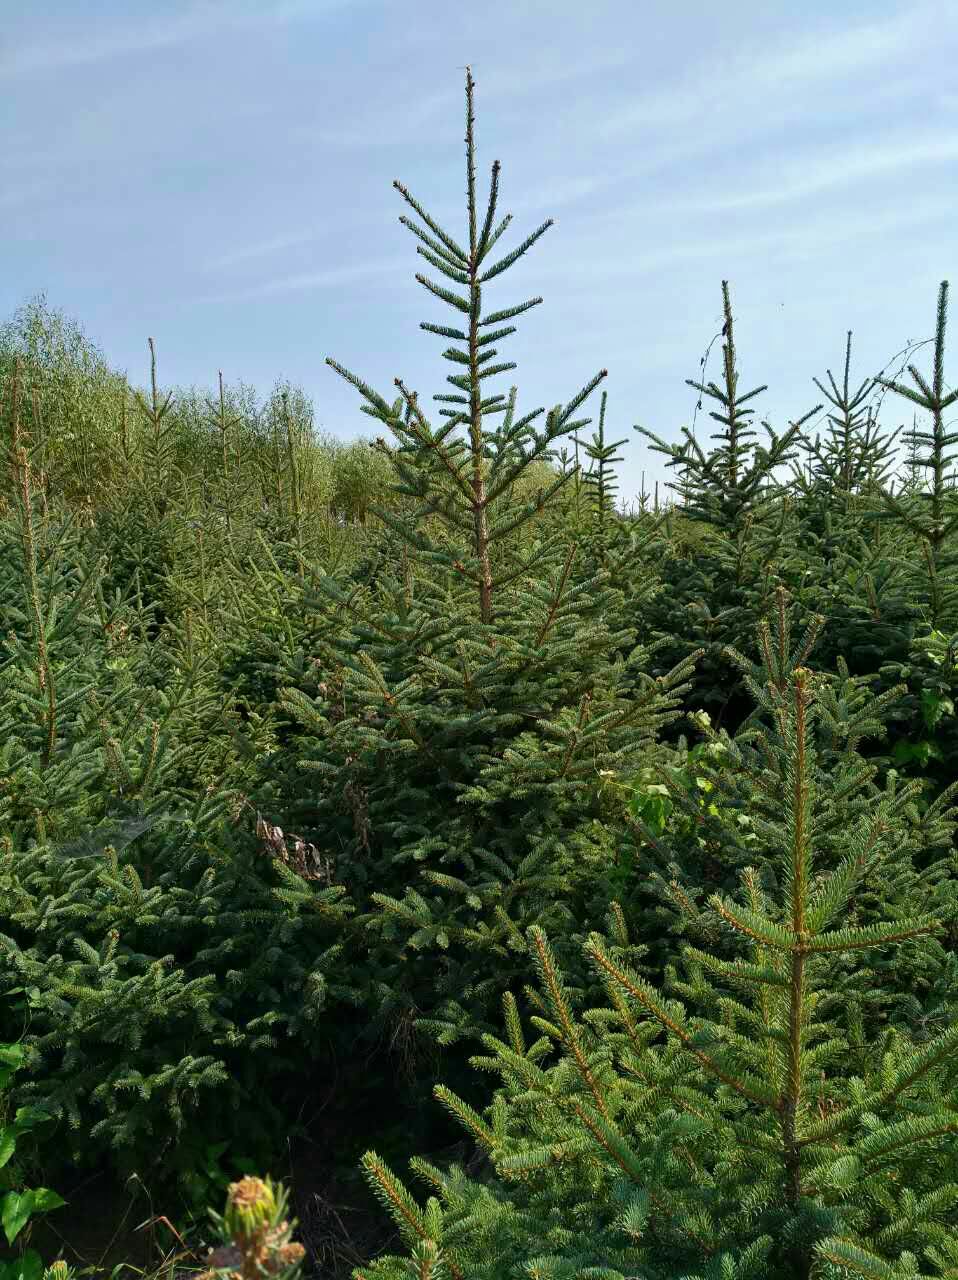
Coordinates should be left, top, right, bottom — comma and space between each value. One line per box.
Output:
2, 14, 192, 75
191, 256, 409, 303
306, 47, 637, 149
598, 6, 932, 138
0, 0, 354, 76
470, 46, 636, 101
532, 196, 955, 285
305, 7, 942, 236
684, 134, 958, 214
308, 86, 461, 150
506, 175, 615, 218
205, 231, 329, 271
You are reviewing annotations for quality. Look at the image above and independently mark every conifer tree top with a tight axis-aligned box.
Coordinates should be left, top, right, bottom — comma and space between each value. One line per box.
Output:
325, 66, 607, 622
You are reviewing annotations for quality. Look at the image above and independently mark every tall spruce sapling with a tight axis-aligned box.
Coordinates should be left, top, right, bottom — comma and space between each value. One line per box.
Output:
583, 586, 958, 1037
353, 603, 958, 1280
204, 369, 259, 543
657, 591, 958, 1042
578, 390, 632, 566
792, 329, 899, 538
634, 282, 821, 722
267, 66, 698, 1059
868, 281, 958, 628
867, 282, 958, 784
870, 281, 958, 563
637, 280, 821, 536
90, 340, 200, 639
325, 65, 607, 626
784, 334, 915, 682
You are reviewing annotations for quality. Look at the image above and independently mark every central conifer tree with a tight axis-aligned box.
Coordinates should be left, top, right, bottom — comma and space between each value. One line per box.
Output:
263, 67, 697, 1063
325, 67, 606, 626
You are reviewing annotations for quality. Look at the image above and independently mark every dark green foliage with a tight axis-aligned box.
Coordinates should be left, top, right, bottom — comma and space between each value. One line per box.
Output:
0, 61, 957, 1280
0, 449, 355, 1185
0, 812, 353, 1182
356, 610, 958, 1280
251, 67, 700, 1067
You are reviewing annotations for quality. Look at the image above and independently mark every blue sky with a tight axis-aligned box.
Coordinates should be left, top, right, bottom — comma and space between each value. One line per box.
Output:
4, 1, 956, 503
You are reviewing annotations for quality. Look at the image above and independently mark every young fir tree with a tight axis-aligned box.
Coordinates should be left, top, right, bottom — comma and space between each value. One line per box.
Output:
202, 370, 261, 544
633, 282, 821, 723
868, 282, 958, 789
89, 338, 202, 640
353, 602, 958, 1280
781, 333, 916, 687
870, 282, 958, 574
573, 586, 958, 1047
257, 68, 697, 1068
324, 66, 605, 629
638, 281, 820, 534
792, 330, 898, 515
576, 391, 632, 566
